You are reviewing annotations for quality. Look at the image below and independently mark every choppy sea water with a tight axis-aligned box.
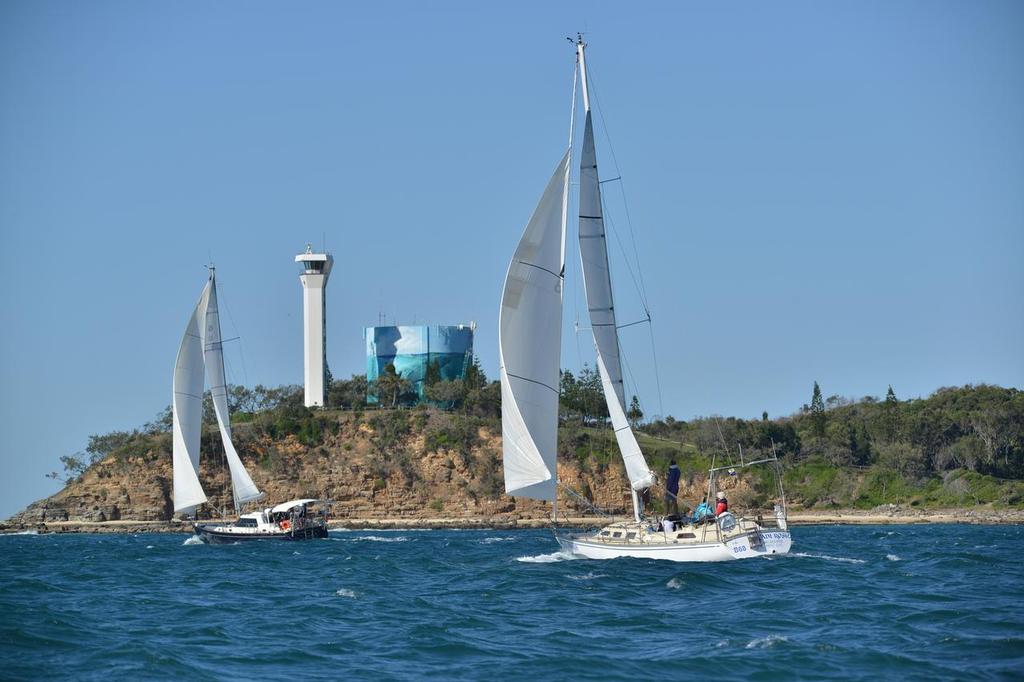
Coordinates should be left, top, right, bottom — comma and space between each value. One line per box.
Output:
2, 525, 1023, 680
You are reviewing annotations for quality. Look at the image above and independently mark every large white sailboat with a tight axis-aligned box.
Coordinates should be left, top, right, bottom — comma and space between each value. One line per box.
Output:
499, 38, 791, 562
172, 267, 328, 543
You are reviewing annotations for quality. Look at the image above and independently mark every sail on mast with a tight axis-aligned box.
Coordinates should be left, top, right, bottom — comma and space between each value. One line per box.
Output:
499, 151, 571, 502
597, 354, 654, 490
201, 270, 263, 510
578, 112, 629, 411
576, 40, 654, 493
172, 286, 209, 514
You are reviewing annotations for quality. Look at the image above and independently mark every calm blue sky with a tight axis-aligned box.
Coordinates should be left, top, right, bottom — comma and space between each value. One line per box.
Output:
1, 1, 1021, 519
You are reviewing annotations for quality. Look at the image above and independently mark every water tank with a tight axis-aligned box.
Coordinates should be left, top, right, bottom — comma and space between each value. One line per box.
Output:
364, 324, 474, 404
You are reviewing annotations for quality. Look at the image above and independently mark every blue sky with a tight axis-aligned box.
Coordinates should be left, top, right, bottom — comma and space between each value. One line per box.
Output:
1, 1, 1021, 519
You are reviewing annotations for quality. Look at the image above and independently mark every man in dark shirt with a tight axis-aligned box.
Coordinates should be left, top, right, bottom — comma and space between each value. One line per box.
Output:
665, 460, 681, 515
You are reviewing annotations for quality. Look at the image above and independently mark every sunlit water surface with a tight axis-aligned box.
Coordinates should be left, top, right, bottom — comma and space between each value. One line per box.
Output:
2, 525, 1022, 680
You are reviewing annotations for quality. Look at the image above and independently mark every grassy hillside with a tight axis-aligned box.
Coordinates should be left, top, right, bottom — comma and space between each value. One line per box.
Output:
14, 381, 1023, 525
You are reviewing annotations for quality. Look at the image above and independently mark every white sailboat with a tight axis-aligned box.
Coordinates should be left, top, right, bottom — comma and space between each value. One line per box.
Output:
500, 37, 791, 562
172, 267, 328, 543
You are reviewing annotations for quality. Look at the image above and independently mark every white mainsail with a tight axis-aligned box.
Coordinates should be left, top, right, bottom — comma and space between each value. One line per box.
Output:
577, 51, 654, 494
172, 287, 209, 514
201, 272, 263, 508
499, 150, 571, 501
578, 111, 627, 409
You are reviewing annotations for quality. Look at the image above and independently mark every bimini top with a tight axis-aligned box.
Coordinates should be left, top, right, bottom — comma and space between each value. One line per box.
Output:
270, 499, 320, 513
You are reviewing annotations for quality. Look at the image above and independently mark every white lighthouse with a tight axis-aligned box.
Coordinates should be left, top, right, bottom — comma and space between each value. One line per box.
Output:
295, 245, 334, 407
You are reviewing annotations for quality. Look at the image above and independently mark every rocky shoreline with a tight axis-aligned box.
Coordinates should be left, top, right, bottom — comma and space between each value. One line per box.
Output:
2, 507, 1022, 535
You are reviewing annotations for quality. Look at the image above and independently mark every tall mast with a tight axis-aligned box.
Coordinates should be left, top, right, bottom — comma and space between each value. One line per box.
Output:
553, 44, 580, 527
576, 35, 591, 113
575, 34, 650, 524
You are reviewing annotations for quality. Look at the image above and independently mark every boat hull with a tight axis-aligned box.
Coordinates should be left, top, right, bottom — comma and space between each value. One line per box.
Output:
193, 523, 328, 544
558, 529, 791, 562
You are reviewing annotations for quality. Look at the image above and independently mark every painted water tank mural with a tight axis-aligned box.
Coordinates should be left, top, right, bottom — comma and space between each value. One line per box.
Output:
364, 324, 474, 404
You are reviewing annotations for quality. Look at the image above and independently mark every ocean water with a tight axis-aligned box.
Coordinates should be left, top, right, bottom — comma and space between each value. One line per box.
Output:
1, 525, 1023, 680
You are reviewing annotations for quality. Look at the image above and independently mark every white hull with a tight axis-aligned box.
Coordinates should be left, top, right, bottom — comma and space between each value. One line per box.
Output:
558, 526, 791, 563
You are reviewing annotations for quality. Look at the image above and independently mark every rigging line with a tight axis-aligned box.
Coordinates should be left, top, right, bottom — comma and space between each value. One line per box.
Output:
219, 280, 250, 392
617, 317, 650, 331
586, 68, 653, 312
557, 481, 616, 519
647, 317, 666, 419
601, 194, 649, 316
617, 343, 646, 422
713, 417, 736, 468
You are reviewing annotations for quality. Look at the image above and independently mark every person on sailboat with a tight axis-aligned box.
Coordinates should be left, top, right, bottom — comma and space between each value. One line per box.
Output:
715, 491, 729, 516
639, 486, 652, 517
693, 497, 714, 524
665, 461, 681, 516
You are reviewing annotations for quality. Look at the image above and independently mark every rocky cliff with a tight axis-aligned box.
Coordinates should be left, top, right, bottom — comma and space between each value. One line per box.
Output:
6, 409, 735, 528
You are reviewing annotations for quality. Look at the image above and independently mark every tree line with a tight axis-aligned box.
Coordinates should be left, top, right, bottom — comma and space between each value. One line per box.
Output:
49, 369, 1022, 497
644, 383, 1024, 481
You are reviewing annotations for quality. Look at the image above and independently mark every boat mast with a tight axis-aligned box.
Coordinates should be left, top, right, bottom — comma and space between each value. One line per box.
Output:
576, 35, 591, 114
207, 266, 228, 519
553, 41, 581, 527
577, 35, 644, 524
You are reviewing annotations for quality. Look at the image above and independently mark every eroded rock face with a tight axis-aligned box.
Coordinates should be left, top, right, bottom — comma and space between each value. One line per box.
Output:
5, 412, 749, 527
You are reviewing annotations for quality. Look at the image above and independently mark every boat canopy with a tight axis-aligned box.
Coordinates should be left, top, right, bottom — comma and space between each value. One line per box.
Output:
270, 499, 320, 513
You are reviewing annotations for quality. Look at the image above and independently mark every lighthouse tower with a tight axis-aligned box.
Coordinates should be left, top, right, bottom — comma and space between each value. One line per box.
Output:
295, 245, 334, 407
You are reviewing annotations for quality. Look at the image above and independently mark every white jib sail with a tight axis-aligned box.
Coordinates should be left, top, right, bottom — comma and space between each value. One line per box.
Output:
201, 273, 263, 508
596, 353, 654, 491
172, 286, 209, 514
500, 150, 571, 501
578, 111, 654, 492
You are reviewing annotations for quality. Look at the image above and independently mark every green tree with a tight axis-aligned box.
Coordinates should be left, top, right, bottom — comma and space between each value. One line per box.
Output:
424, 360, 442, 387
47, 453, 87, 482
627, 395, 643, 428
142, 406, 173, 434
373, 363, 411, 407
463, 356, 487, 391
86, 431, 132, 464
884, 385, 900, 441
577, 365, 609, 424
463, 380, 501, 418
327, 374, 369, 409
229, 385, 257, 413
876, 441, 927, 481
424, 378, 465, 409
811, 381, 826, 438
848, 422, 872, 466
559, 370, 581, 422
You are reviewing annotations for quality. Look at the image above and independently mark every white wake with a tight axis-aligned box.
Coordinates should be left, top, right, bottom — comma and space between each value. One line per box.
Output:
516, 550, 578, 563
789, 552, 865, 564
